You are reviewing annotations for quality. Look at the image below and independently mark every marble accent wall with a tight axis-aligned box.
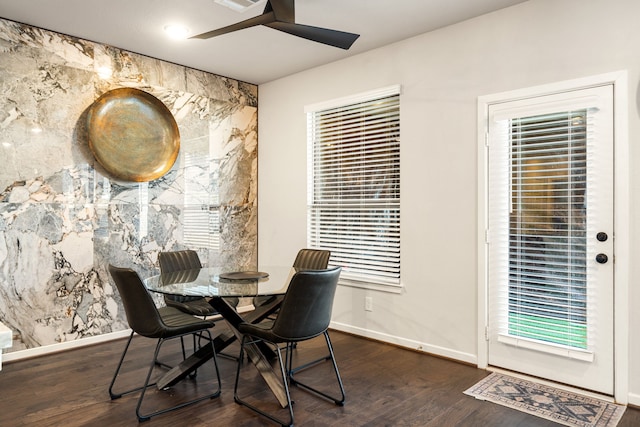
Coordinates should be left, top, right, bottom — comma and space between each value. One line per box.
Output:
0, 19, 258, 353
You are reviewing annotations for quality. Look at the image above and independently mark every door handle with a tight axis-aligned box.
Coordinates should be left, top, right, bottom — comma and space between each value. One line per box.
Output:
596, 232, 608, 242
596, 253, 608, 264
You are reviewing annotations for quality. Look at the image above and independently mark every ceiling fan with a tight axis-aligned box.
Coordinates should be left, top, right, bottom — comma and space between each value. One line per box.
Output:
191, 0, 360, 50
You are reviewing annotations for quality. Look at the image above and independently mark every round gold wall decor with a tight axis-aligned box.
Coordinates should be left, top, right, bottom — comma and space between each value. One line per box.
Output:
87, 87, 180, 182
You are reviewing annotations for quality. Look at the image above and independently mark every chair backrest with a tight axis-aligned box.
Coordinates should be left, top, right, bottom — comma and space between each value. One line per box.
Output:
109, 265, 167, 338
292, 249, 331, 270
270, 267, 341, 341
158, 250, 202, 273
158, 251, 203, 304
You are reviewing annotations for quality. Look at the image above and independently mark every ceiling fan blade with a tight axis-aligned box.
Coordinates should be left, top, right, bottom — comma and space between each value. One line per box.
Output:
265, 21, 360, 49
190, 11, 276, 39
267, 0, 294, 23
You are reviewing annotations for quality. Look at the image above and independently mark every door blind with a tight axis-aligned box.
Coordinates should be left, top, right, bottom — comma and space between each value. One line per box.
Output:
306, 87, 400, 287
488, 86, 614, 359
507, 110, 590, 350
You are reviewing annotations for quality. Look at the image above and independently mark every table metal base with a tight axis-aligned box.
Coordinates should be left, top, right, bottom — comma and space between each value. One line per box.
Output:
156, 295, 288, 407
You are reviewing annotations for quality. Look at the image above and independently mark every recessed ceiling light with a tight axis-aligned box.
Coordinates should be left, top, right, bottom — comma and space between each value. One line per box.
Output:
164, 24, 190, 40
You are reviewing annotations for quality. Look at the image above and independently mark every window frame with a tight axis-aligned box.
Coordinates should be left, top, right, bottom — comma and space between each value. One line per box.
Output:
305, 85, 402, 292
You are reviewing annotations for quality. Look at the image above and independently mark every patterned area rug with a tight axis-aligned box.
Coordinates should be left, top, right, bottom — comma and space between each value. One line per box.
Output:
464, 373, 626, 427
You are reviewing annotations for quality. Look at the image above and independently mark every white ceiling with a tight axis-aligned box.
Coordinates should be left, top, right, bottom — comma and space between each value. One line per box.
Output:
0, 0, 527, 85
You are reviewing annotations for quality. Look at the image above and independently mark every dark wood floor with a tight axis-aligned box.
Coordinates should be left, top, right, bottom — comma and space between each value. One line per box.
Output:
0, 329, 638, 426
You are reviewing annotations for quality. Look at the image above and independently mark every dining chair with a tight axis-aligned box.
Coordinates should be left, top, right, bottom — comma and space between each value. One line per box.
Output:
234, 267, 345, 427
254, 248, 334, 376
158, 249, 240, 362
292, 248, 332, 270
253, 248, 331, 309
159, 250, 238, 316
108, 265, 222, 422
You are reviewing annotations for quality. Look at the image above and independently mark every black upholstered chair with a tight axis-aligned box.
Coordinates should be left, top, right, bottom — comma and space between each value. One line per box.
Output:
159, 250, 241, 361
253, 248, 331, 309
255, 248, 334, 375
292, 248, 331, 270
158, 250, 239, 314
159, 250, 217, 316
234, 267, 345, 427
108, 265, 221, 422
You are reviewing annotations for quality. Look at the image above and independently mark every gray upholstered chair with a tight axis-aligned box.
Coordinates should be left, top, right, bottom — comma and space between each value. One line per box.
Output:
234, 267, 345, 427
255, 248, 334, 373
292, 248, 331, 270
253, 248, 331, 309
159, 250, 239, 314
158, 250, 240, 361
108, 265, 221, 422
159, 250, 228, 316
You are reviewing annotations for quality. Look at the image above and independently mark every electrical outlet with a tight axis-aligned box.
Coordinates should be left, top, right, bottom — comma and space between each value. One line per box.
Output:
365, 296, 373, 312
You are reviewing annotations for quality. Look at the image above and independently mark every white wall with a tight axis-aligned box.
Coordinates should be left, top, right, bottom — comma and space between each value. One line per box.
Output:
258, 0, 640, 401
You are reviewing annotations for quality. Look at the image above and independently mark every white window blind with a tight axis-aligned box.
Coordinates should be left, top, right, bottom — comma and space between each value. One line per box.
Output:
508, 110, 590, 349
306, 86, 400, 288
488, 87, 612, 357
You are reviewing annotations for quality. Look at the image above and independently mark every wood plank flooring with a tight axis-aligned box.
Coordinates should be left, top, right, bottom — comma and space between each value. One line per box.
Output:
0, 330, 638, 426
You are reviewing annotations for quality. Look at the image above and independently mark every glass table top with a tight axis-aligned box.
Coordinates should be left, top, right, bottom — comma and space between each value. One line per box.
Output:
144, 266, 296, 298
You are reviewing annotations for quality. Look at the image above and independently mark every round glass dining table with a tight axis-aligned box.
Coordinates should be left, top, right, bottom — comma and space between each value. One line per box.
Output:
144, 266, 296, 299
143, 266, 295, 407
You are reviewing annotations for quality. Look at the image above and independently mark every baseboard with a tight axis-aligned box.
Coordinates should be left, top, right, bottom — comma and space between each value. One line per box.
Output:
330, 321, 477, 365
2, 303, 257, 364
2, 329, 133, 363
628, 392, 640, 407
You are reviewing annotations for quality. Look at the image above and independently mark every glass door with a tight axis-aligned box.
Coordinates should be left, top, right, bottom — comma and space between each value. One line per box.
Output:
486, 85, 614, 395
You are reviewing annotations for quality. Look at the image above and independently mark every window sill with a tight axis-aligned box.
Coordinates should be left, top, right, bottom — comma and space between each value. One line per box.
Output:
338, 278, 403, 294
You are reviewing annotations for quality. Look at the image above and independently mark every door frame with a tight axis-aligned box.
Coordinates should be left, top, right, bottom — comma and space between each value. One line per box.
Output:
476, 71, 629, 403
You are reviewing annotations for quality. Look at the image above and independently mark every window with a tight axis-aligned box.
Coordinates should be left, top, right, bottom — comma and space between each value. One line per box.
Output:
305, 85, 401, 290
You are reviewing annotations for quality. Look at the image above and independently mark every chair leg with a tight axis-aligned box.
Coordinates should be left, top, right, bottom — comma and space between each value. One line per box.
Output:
109, 331, 161, 400
136, 338, 166, 422
289, 330, 335, 375
109, 329, 221, 423
234, 335, 295, 427
136, 329, 221, 422
109, 331, 145, 400
154, 335, 188, 371
289, 331, 345, 406
189, 333, 198, 379
288, 351, 331, 375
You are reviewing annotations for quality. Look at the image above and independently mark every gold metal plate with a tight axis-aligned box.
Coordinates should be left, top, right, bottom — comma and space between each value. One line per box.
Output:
87, 87, 180, 182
